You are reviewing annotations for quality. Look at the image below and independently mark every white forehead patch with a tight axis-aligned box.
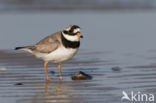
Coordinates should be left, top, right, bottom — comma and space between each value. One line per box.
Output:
65, 27, 70, 31
66, 27, 70, 31
73, 28, 80, 33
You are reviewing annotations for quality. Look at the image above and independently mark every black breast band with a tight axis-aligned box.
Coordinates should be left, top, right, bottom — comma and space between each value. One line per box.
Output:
61, 33, 80, 48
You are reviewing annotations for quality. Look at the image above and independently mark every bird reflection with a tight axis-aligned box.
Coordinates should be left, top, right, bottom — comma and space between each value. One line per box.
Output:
44, 80, 63, 95
44, 80, 50, 94
26, 80, 81, 103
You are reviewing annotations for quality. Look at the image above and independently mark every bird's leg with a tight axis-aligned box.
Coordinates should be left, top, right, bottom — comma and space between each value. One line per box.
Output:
58, 63, 62, 80
44, 62, 50, 81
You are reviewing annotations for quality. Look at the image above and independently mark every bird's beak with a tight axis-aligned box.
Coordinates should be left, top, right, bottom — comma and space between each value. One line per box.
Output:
76, 33, 83, 38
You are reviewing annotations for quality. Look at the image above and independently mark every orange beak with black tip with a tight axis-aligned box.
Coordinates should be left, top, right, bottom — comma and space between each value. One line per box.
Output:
77, 33, 83, 38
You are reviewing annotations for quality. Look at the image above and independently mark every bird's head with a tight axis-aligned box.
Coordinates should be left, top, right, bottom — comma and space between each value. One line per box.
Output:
62, 25, 83, 42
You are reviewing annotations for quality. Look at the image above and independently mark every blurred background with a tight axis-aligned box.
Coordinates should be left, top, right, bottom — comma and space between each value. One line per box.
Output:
0, 0, 156, 11
0, 0, 156, 53
1, 1, 156, 103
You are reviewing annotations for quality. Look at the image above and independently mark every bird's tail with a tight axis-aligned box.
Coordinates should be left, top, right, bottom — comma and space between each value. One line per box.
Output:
15, 46, 35, 53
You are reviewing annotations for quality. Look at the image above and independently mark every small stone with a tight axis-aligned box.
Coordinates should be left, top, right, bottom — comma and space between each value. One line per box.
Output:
72, 71, 92, 80
111, 67, 121, 72
15, 82, 23, 85
50, 71, 55, 74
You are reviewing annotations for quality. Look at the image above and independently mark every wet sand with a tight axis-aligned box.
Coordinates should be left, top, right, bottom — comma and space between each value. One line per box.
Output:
0, 50, 109, 103
0, 49, 156, 103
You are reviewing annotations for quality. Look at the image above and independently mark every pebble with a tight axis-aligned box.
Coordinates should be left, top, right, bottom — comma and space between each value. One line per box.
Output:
72, 71, 92, 80
15, 82, 23, 85
111, 66, 122, 72
50, 71, 55, 74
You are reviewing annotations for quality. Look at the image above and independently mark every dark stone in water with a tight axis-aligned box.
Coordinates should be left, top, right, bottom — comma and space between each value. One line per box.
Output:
15, 82, 23, 85
50, 71, 55, 74
72, 71, 92, 80
111, 66, 121, 72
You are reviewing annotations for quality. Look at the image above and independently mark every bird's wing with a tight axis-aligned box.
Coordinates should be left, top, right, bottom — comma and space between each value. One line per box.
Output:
35, 32, 61, 53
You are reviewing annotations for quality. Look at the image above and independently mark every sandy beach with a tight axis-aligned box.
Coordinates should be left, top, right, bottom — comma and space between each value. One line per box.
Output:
0, 11, 156, 103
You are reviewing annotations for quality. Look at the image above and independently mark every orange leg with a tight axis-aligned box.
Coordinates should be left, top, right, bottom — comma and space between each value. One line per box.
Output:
44, 62, 50, 81
58, 64, 62, 80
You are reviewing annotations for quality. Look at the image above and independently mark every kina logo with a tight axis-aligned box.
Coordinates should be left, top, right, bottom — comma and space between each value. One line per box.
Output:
121, 91, 154, 102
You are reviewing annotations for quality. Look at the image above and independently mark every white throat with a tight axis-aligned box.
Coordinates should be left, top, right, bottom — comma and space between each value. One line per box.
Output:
62, 32, 79, 42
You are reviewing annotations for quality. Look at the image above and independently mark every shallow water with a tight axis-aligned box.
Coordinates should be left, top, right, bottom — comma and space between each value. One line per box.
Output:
0, 11, 156, 103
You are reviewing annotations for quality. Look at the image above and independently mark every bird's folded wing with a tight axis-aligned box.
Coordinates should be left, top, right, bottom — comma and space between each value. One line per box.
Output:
35, 33, 61, 53
35, 42, 59, 53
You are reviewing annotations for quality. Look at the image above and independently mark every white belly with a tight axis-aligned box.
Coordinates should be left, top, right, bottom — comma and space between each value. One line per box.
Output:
35, 46, 78, 63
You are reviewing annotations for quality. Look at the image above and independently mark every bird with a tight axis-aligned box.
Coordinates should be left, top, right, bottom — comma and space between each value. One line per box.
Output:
15, 25, 83, 81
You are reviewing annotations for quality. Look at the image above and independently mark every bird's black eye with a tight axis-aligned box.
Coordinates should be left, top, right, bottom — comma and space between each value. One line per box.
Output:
63, 30, 68, 34
69, 29, 73, 33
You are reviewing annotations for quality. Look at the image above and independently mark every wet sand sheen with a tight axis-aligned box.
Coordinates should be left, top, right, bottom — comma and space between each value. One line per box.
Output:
0, 50, 110, 103
0, 50, 156, 103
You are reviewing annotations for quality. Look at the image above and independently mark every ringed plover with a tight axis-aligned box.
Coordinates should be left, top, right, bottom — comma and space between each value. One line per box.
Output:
15, 25, 83, 81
